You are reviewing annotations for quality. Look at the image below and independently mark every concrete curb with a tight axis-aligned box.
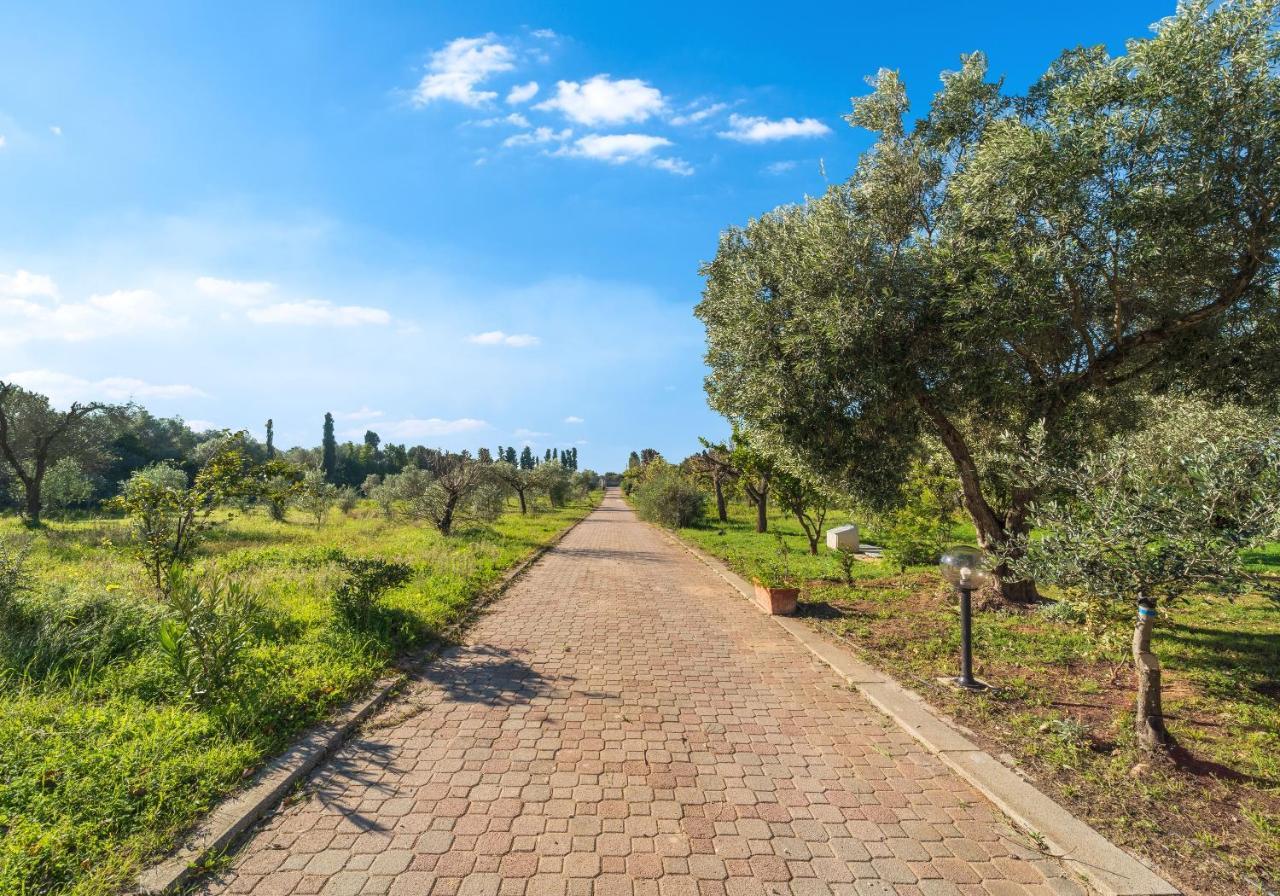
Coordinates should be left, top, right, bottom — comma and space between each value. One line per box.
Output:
134, 498, 602, 895
661, 529, 1180, 896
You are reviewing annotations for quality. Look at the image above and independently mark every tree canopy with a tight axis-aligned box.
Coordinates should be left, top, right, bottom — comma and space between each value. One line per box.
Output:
697, 0, 1280, 599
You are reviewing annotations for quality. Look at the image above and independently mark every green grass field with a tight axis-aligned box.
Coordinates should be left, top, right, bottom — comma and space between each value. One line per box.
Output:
0, 495, 598, 896
675, 501, 1280, 896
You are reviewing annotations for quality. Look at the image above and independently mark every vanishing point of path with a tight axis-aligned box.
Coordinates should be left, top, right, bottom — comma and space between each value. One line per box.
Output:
204, 490, 1082, 896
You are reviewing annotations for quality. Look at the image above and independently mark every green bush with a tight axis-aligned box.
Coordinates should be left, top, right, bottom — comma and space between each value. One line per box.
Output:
631, 464, 706, 528
331, 556, 414, 627
156, 568, 260, 712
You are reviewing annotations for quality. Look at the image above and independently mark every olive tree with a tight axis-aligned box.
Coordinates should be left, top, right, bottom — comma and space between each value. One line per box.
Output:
491, 461, 533, 513
1008, 400, 1280, 751
696, 1, 1280, 601
0, 382, 114, 526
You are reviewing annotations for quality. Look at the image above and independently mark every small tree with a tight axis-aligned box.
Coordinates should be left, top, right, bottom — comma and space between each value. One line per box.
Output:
0, 382, 113, 526
771, 470, 836, 555
113, 437, 260, 590
1008, 400, 1280, 752
296, 469, 338, 526
491, 461, 532, 513
336, 485, 360, 515
687, 440, 739, 523
530, 461, 573, 508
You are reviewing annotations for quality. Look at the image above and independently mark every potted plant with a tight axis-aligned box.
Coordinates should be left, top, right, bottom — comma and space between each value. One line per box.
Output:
746, 539, 800, 615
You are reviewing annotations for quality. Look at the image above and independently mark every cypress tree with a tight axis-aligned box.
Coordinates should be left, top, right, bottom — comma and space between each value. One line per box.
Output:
322, 413, 337, 481
520, 446, 535, 470
265, 419, 275, 459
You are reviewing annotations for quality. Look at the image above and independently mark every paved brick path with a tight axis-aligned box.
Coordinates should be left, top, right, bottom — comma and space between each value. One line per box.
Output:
203, 491, 1081, 896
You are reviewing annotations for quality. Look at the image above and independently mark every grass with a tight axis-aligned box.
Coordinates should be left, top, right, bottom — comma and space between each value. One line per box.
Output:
675, 502, 1280, 896
0, 494, 598, 896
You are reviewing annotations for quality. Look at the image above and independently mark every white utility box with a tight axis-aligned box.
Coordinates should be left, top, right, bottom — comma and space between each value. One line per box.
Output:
826, 524, 860, 553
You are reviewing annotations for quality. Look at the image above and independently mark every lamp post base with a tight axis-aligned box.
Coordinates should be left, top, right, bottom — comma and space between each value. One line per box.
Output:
938, 676, 990, 692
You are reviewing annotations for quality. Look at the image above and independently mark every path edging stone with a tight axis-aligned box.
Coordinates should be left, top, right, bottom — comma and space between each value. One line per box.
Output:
659, 527, 1180, 896
133, 499, 601, 895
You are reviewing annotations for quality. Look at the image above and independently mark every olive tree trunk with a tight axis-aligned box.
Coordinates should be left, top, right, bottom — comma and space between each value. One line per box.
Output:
713, 478, 728, 522
1133, 596, 1170, 752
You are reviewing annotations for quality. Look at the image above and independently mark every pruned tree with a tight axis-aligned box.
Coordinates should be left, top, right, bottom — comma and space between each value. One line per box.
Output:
687, 439, 739, 522
697, 2, 1280, 600
0, 382, 114, 526
491, 461, 532, 513
1008, 399, 1280, 752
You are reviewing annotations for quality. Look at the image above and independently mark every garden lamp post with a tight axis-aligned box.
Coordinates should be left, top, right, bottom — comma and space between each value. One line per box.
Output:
939, 546, 992, 690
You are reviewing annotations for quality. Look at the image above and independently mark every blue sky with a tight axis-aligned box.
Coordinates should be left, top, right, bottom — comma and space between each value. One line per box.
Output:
0, 1, 1172, 471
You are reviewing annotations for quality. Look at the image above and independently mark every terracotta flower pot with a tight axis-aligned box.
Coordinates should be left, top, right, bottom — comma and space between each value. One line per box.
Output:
752, 580, 798, 616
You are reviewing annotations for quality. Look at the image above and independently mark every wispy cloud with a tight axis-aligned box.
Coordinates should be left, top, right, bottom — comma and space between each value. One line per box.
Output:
564, 415, 584, 424
556, 134, 692, 175
506, 81, 539, 104
413, 35, 515, 108
514, 427, 548, 439
0, 273, 185, 344
763, 160, 799, 175
536, 75, 665, 126
719, 114, 831, 143
4, 368, 206, 406
336, 405, 384, 421
503, 127, 572, 148
469, 330, 541, 347
670, 102, 729, 126
195, 275, 275, 306
246, 300, 390, 326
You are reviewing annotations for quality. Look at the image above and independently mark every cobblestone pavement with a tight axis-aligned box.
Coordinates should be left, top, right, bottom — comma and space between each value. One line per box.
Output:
203, 490, 1082, 896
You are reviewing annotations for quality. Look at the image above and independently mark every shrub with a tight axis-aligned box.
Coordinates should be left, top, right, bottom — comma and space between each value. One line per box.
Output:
295, 469, 337, 527
156, 567, 259, 711
331, 556, 414, 627
336, 486, 360, 515
631, 463, 706, 528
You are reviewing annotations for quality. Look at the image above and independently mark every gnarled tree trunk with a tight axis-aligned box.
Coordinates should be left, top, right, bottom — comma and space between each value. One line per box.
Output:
1133, 595, 1170, 752
713, 477, 727, 522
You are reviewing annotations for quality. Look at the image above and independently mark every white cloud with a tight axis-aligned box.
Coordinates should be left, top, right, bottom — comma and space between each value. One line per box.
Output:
506, 81, 539, 104
560, 133, 670, 163
413, 36, 514, 108
764, 160, 798, 175
503, 127, 571, 148
0, 278, 184, 344
195, 275, 275, 306
337, 405, 384, 421
530, 29, 557, 40
246, 300, 391, 326
50, 125, 62, 136
555, 134, 691, 175
536, 75, 664, 126
0, 269, 59, 298
3, 369, 207, 406
505, 113, 531, 128
719, 114, 831, 143
377, 417, 490, 439
0, 135, 6, 149
469, 330, 541, 347
670, 102, 728, 126
564, 416, 584, 424
652, 157, 694, 176
514, 427, 548, 439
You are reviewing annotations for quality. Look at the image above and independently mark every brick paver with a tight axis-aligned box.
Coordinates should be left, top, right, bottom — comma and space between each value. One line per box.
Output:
203, 491, 1082, 896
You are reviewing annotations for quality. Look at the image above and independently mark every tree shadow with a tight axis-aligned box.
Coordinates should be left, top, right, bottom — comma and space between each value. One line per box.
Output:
797, 600, 847, 621
554, 546, 672, 565
419, 644, 552, 707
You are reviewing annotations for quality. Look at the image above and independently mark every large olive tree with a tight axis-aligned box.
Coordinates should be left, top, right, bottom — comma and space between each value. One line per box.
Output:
0, 382, 114, 526
697, 1, 1280, 601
